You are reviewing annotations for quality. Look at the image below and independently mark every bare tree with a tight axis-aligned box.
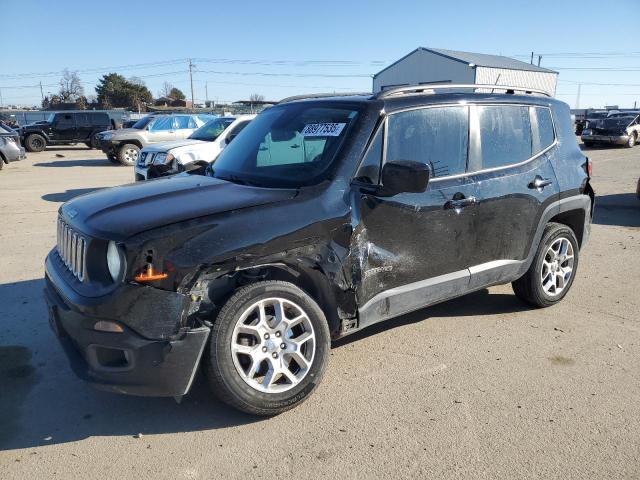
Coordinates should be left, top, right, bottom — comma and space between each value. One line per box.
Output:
59, 69, 84, 102
249, 93, 265, 103
159, 81, 174, 98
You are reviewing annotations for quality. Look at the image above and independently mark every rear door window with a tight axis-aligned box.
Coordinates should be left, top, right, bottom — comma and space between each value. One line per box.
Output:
174, 116, 191, 129
477, 105, 532, 169
386, 106, 469, 178
76, 113, 90, 127
150, 117, 174, 131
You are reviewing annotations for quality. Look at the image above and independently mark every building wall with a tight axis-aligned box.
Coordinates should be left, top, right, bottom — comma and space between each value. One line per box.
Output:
474, 67, 558, 96
373, 49, 474, 93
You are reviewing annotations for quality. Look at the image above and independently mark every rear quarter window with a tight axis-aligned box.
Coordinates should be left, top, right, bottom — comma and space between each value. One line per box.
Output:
531, 107, 555, 154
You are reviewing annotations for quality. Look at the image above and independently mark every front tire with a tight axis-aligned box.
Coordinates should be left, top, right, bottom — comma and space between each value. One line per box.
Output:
117, 144, 139, 166
204, 280, 330, 416
512, 222, 580, 307
25, 134, 46, 152
626, 133, 637, 148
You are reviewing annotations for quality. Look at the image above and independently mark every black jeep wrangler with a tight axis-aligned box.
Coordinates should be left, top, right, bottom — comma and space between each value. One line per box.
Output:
21, 111, 113, 152
44, 85, 594, 415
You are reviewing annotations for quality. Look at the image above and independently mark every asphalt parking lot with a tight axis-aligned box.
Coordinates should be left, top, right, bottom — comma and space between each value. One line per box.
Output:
0, 143, 639, 479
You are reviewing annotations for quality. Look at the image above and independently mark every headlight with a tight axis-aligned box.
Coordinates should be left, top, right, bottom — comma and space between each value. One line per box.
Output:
582, 129, 592, 136
153, 153, 174, 165
6, 136, 16, 144
106, 241, 123, 282
102, 133, 112, 140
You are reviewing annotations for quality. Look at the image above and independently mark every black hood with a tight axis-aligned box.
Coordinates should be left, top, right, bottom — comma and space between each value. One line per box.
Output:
60, 175, 297, 240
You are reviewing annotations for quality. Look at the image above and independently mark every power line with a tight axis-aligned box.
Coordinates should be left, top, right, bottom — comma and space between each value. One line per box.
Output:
196, 69, 371, 78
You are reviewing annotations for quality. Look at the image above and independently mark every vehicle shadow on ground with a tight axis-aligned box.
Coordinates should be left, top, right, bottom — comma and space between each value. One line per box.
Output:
333, 288, 529, 348
593, 193, 640, 228
33, 159, 113, 168
579, 143, 620, 151
0, 278, 261, 452
41, 188, 105, 203
42, 146, 93, 152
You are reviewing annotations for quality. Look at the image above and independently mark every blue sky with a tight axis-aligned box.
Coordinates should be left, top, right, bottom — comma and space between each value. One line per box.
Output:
2, 0, 639, 109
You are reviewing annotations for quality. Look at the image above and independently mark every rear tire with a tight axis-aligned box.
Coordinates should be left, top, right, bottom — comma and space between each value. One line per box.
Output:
25, 134, 46, 152
204, 280, 330, 416
512, 222, 580, 308
117, 143, 139, 166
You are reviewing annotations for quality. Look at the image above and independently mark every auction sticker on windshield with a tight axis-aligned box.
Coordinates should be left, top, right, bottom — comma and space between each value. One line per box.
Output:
301, 123, 346, 137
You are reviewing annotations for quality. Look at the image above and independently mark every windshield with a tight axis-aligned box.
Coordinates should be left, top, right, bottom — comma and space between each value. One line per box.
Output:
131, 116, 155, 129
189, 118, 234, 141
211, 104, 360, 188
601, 117, 633, 128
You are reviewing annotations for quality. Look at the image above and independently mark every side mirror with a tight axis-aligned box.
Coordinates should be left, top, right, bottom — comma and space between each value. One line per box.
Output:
184, 160, 209, 175
378, 160, 430, 196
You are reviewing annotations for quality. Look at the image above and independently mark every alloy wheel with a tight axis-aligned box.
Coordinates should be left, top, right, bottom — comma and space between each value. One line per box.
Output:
124, 148, 138, 162
231, 297, 316, 393
540, 237, 574, 297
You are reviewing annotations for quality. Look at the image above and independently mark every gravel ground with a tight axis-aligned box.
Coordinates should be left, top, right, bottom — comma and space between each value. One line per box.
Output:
0, 142, 639, 479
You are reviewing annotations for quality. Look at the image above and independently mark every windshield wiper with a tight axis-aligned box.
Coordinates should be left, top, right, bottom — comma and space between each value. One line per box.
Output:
215, 174, 263, 187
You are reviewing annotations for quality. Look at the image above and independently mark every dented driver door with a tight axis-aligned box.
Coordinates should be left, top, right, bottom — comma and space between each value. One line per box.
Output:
353, 105, 479, 328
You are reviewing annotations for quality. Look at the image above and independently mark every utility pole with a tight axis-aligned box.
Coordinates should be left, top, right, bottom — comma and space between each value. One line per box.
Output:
39, 81, 44, 103
205, 81, 209, 108
576, 83, 581, 109
537, 55, 542, 67
530, 52, 534, 64
188, 58, 195, 109
0, 87, 3, 108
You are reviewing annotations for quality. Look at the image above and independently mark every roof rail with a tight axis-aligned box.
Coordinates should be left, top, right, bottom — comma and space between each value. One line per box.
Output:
376, 84, 551, 99
278, 92, 372, 104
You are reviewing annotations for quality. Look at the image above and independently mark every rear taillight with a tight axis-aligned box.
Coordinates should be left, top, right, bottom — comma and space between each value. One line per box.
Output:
587, 157, 593, 177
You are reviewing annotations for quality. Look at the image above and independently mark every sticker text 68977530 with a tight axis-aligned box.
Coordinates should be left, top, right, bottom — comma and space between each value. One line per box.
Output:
301, 123, 346, 137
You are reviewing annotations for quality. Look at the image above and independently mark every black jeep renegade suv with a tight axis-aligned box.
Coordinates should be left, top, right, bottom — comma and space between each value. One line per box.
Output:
44, 85, 594, 415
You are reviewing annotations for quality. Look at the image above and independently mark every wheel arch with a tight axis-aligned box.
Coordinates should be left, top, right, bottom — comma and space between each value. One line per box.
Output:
189, 261, 350, 338
121, 139, 143, 149
548, 208, 586, 247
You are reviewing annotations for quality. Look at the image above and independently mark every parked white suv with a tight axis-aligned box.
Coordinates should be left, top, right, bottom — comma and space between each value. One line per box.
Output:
134, 115, 255, 181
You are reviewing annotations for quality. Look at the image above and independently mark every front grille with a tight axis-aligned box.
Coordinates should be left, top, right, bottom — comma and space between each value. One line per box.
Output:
56, 218, 87, 281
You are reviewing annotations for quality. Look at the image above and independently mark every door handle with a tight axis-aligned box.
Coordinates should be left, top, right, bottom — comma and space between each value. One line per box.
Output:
444, 196, 477, 211
529, 176, 553, 191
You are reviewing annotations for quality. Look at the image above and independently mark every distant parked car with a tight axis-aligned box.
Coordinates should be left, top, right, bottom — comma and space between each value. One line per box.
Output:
575, 111, 608, 135
20, 111, 113, 152
135, 115, 255, 181
582, 113, 640, 148
97, 114, 215, 166
0, 124, 26, 169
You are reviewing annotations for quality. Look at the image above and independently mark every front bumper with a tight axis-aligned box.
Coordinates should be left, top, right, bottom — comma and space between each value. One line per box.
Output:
44, 252, 210, 397
99, 139, 119, 156
581, 134, 629, 145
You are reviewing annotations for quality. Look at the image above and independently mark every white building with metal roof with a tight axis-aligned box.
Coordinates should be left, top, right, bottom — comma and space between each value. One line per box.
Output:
373, 47, 558, 96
